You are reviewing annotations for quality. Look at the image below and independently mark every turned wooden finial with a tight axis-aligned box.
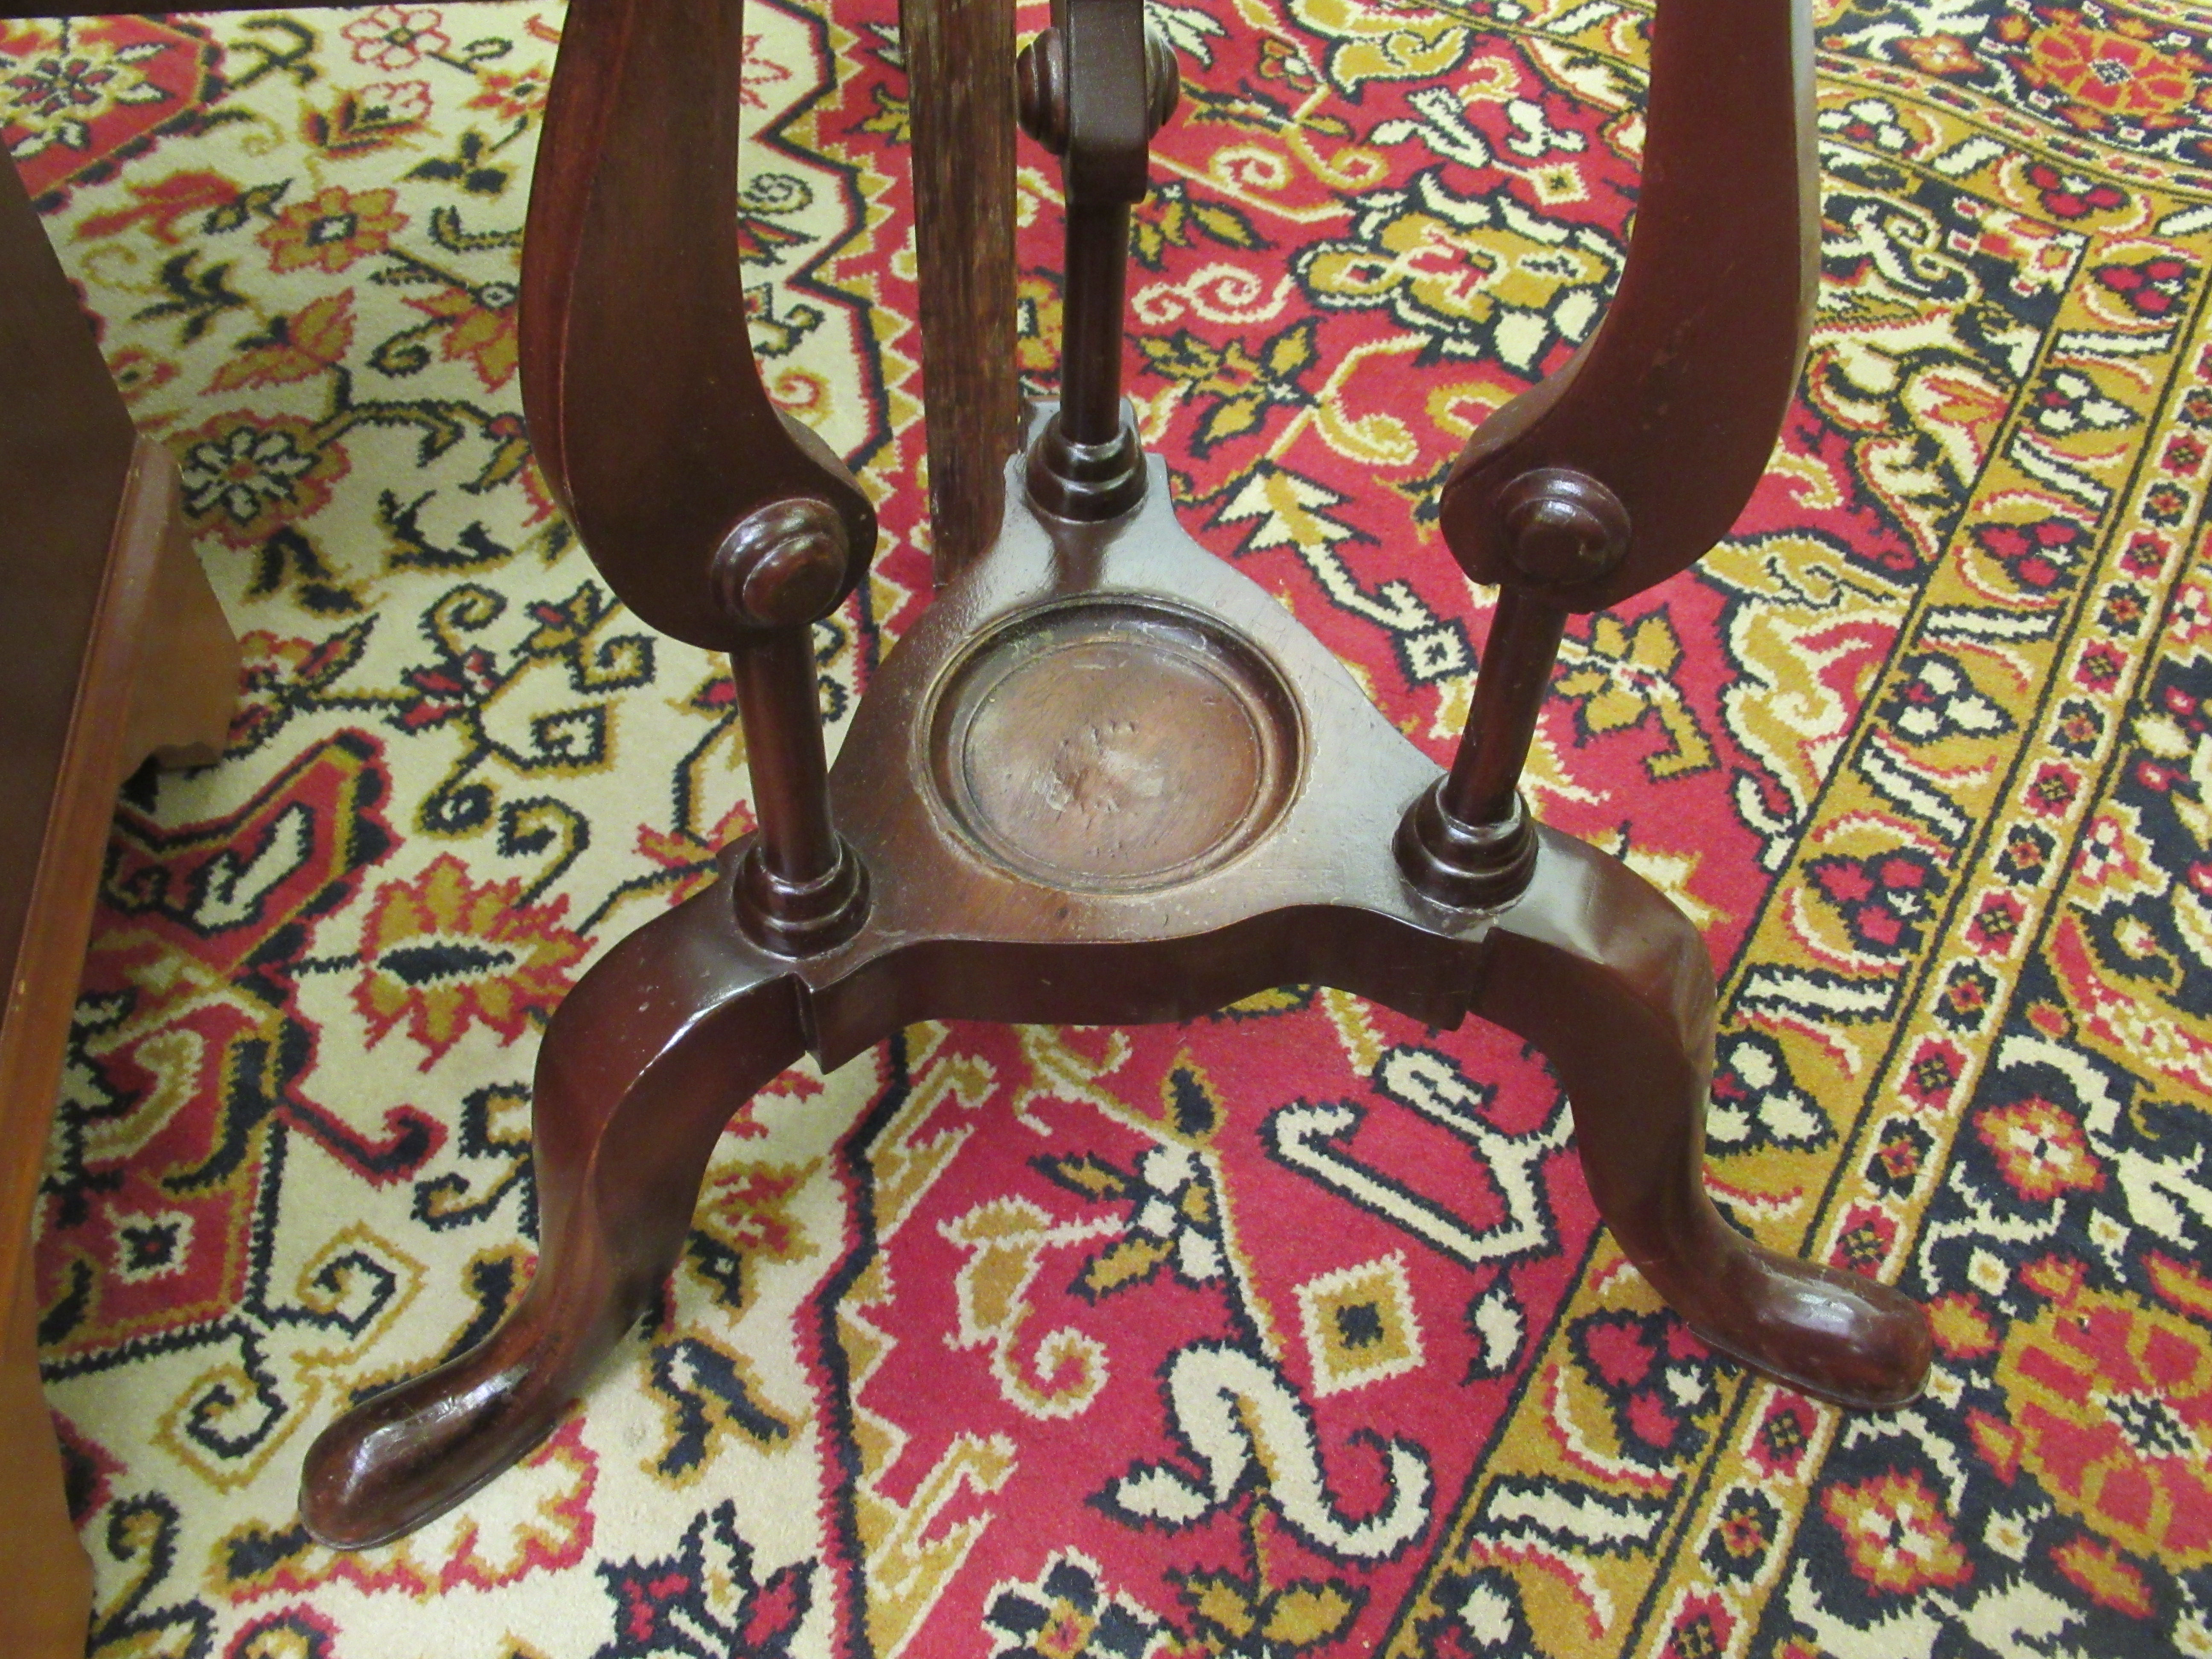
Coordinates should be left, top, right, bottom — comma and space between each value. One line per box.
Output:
713, 498, 852, 631
1498, 468, 1630, 588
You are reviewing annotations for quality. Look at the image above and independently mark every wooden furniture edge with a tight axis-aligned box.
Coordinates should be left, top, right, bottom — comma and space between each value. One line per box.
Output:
0, 439, 234, 1659
1, 1248, 92, 1659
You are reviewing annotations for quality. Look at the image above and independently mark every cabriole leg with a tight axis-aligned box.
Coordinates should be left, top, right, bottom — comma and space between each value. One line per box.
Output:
298, 874, 807, 1548
1476, 830, 1933, 1409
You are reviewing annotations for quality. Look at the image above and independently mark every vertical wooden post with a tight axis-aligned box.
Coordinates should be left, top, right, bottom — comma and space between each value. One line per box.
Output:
901, 0, 1020, 584
1436, 590, 1569, 832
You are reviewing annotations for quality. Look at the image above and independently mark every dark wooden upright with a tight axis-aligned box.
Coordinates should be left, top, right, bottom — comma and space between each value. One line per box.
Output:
299, 0, 1935, 1551
902, 0, 1021, 582
3, 153, 239, 1659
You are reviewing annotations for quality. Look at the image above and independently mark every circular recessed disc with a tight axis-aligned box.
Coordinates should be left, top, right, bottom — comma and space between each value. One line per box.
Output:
929, 600, 1300, 893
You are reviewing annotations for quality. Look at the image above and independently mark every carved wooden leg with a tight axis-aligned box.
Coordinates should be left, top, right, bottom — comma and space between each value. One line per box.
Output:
298, 874, 807, 1548
1476, 830, 1933, 1409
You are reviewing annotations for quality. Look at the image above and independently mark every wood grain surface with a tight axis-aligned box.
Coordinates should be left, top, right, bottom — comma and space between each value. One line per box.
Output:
901, 0, 1019, 582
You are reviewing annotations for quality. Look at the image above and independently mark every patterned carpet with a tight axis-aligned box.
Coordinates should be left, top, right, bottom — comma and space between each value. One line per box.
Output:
6, 0, 2211, 1653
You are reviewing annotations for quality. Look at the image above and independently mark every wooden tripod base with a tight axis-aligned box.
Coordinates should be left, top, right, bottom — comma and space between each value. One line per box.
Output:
298, 433, 1933, 1551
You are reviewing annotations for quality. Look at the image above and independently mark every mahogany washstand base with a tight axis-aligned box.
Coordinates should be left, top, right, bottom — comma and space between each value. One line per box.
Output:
298, 0, 1936, 1551
299, 422, 1932, 1549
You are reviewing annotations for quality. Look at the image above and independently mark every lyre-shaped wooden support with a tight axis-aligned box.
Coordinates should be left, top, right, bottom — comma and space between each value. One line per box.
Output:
299, 0, 1932, 1550
522, 0, 876, 955
1400, 0, 1819, 907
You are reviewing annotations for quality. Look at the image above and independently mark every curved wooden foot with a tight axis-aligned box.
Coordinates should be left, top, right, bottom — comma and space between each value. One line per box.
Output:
1476, 830, 1933, 1409
298, 873, 806, 1548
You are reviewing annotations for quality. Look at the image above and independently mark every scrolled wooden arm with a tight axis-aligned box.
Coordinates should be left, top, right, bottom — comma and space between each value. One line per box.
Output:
519, 0, 877, 652
1441, 0, 1815, 611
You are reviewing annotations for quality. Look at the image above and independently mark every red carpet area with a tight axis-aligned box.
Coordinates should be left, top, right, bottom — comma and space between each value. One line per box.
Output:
6, 0, 2212, 1652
